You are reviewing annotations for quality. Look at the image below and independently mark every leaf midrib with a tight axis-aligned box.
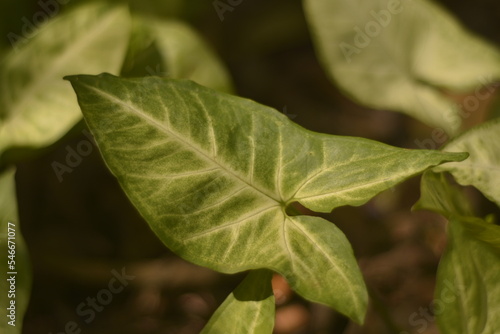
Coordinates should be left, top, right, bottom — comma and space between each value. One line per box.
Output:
83, 82, 283, 205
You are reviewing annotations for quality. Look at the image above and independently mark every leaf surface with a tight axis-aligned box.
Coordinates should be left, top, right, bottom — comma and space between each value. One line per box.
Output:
303, 0, 500, 134
66, 73, 466, 323
434, 118, 500, 207
415, 172, 500, 334
0, 3, 130, 163
201, 269, 274, 334
0, 168, 32, 334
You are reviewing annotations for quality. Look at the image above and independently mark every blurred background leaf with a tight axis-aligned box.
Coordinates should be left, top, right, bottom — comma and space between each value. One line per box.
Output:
122, 16, 233, 92
435, 118, 500, 207
415, 171, 500, 333
0, 3, 130, 166
304, 0, 500, 136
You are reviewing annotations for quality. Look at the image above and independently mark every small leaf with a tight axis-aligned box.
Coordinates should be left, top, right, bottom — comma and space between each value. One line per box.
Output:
0, 3, 130, 163
415, 172, 500, 334
122, 16, 233, 93
201, 269, 275, 334
461, 218, 500, 257
436, 220, 500, 334
0, 168, 32, 334
413, 171, 473, 217
414, 171, 500, 255
434, 118, 500, 207
303, 0, 500, 134
66, 73, 466, 323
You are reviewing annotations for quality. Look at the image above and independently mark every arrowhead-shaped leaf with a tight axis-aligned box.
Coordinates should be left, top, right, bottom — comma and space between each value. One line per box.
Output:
0, 3, 130, 164
0, 168, 32, 334
65, 73, 466, 323
434, 118, 500, 207
303, 0, 500, 134
201, 270, 274, 333
415, 172, 500, 334
122, 16, 233, 93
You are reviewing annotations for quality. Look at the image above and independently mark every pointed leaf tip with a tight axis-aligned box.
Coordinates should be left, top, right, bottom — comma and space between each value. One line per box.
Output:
442, 151, 469, 162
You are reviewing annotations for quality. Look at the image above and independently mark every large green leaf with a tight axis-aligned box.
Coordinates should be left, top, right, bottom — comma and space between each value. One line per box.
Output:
0, 3, 130, 164
122, 16, 232, 93
0, 168, 32, 334
65, 73, 466, 323
303, 0, 500, 135
415, 172, 500, 334
434, 118, 500, 207
201, 269, 274, 333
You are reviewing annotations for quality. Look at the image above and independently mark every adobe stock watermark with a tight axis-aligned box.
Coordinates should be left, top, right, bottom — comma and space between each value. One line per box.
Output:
213, 0, 243, 22
339, 0, 411, 63
51, 129, 95, 183
7, 0, 71, 51
145, 64, 169, 77
399, 279, 459, 334
414, 76, 500, 150
52, 115, 114, 182
48, 267, 135, 334
281, 105, 297, 120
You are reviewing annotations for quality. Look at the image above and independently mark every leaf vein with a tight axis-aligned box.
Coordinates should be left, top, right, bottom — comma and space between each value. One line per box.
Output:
184, 205, 278, 241
83, 83, 282, 204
